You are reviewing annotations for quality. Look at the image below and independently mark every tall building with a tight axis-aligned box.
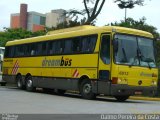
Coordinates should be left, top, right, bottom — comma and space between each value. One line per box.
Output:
10, 13, 20, 28
10, 4, 46, 32
10, 4, 70, 32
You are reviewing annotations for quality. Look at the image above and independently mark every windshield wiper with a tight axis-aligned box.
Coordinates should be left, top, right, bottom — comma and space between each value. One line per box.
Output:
122, 47, 128, 62
137, 48, 153, 69
144, 58, 155, 69
129, 56, 138, 67
129, 48, 140, 67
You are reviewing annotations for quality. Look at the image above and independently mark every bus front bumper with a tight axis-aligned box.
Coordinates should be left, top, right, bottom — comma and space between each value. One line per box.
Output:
111, 84, 157, 96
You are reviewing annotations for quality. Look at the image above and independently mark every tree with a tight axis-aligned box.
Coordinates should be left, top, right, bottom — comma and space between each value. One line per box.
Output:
110, 17, 159, 39
66, 0, 106, 25
0, 28, 46, 47
114, 0, 145, 22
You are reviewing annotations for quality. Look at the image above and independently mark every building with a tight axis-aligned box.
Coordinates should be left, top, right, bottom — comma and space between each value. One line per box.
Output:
46, 9, 70, 28
11, 4, 46, 32
27, 12, 46, 32
10, 4, 70, 32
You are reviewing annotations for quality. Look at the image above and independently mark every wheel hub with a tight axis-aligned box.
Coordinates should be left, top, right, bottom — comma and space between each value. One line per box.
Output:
17, 80, 21, 87
83, 84, 91, 94
27, 80, 32, 88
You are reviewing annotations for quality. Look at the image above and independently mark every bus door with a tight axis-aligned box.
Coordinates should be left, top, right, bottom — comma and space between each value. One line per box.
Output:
98, 34, 111, 95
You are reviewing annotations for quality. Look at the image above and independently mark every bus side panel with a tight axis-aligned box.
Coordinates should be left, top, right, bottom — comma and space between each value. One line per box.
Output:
3, 54, 98, 91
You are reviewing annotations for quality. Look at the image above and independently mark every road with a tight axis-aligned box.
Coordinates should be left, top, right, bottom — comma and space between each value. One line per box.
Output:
0, 86, 160, 114
1, 87, 160, 120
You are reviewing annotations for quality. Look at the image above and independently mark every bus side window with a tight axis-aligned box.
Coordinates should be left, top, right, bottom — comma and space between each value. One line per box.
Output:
36, 42, 47, 56
72, 37, 82, 53
30, 44, 36, 56
55, 41, 61, 54
82, 35, 97, 53
48, 41, 54, 55
64, 39, 72, 54
42, 42, 47, 55
100, 35, 110, 64
15, 45, 25, 57
4, 47, 9, 58
5, 47, 12, 58
25, 44, 31, 56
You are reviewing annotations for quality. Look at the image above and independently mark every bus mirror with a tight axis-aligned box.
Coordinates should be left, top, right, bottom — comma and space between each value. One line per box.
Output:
113, 40, 118, 53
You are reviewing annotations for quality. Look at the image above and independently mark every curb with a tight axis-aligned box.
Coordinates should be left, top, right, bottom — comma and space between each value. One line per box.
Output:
129, 96, 160, 101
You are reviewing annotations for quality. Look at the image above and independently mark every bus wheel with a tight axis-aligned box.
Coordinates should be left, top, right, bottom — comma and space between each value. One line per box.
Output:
114, 96, 129, 102
16, 75, 25, 90
26, 76, 35, 92
80, 80, 96, 100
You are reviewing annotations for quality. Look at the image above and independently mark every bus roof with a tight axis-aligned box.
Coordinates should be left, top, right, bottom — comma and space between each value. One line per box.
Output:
5, 25, 154, 46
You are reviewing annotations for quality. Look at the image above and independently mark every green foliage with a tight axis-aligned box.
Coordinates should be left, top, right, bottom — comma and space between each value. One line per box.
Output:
114, 0, 144, 9
0, 28, 46, 47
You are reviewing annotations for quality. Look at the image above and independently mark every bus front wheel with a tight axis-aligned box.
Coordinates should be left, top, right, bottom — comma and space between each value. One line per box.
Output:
26, 76, 35, 92
114, 95, 129, 102
80, 80, 96, 100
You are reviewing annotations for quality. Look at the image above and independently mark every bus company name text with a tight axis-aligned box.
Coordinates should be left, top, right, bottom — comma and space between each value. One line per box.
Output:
42, 57, 72, 67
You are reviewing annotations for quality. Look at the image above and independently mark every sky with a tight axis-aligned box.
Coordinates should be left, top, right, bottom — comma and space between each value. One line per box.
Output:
0, 0, 160, 32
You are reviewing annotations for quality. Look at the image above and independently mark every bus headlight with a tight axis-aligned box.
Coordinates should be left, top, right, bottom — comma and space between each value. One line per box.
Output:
151, 80, 157, 86
112, 77, 128, 84
118, 78, 128, 84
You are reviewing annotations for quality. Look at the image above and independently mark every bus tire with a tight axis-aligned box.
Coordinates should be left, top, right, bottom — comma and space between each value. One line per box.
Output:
80, 79, 96, 100
26, 76, 35, 92
114, 95, 129, 102
16, 75, 25, 90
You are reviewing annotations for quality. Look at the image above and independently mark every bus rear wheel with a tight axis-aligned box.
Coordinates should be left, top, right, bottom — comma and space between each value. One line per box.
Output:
26, 76, 35, 92
16, 75, 25, 90
114, 95, 129, 102
80, 79, 96, 100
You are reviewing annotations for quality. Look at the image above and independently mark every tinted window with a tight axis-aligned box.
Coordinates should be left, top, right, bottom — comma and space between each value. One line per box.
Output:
64, 39, 72, 54
36, 42, 47, 56
15, 45, 25, 57
82, 35, 97, 52
100, 35, 110, 64
4, 34, 97, 57
72, 37, 82, 53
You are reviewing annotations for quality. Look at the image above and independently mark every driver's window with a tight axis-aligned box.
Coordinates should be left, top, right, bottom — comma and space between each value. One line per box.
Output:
100, 35, 110, 64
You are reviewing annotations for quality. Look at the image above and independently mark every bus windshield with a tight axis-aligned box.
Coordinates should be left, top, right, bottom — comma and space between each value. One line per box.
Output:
114, 34, 156, 68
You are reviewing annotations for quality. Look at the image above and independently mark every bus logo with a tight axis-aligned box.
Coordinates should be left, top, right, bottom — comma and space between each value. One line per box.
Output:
42, 57, 72, 67
11, 60, 19, 75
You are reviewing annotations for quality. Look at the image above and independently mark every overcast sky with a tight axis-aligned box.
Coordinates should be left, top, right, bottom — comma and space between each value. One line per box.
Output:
0, 0, 160, 32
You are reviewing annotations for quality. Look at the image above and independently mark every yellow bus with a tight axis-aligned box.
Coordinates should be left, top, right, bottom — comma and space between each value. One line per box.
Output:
2, 25, 158, 101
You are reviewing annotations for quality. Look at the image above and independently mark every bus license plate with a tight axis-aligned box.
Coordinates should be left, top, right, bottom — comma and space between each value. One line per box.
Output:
135, 91, 142, 95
